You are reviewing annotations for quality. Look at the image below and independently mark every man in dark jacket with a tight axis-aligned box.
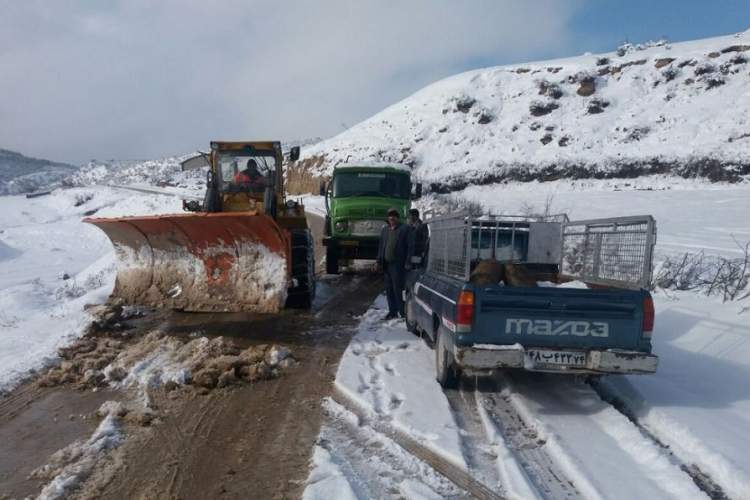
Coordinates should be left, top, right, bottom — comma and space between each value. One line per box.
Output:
408, 208, 428, 268
377, 208, 411, 320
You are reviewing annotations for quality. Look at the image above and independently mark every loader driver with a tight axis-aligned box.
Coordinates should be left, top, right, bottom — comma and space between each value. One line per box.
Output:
234, 159, 267, 192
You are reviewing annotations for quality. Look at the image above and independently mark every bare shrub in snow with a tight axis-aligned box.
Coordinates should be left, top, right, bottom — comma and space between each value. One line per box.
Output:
430, 194, 483, 216
654, 252, 708, 291
721, 44, 750, 54
475, 109, 494, 124
55, 281, 87, 300
623, 127, 651, 143
529, 100, 559, 117
286, 156, 326, 195
540, 134, 554, 145
537, 80, 563, 99
587, 98, 610, 114
654, 241, 750, 302
451, 95, 476, 113
74, 192, 94, 207
519, 194, 558, 221
730, 53, 747, 65
662, 66, 680, 82
694, 63, 716, 76
705, 76, 726, 89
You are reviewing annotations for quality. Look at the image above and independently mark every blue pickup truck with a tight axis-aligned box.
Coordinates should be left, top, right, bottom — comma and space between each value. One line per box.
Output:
404, 213, 658, 387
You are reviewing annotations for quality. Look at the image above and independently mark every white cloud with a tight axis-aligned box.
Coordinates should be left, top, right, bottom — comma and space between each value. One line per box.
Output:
0, 0, 583, 163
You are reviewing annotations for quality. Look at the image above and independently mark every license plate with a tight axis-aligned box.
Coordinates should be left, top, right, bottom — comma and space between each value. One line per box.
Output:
525, 349, 587, 368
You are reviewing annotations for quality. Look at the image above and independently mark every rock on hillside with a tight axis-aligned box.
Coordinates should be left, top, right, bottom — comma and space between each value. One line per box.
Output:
301, 30, 750, 193
0, 149, 77, 195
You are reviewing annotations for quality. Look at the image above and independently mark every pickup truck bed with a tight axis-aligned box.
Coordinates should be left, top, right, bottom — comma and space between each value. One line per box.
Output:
405, 214, 658, 387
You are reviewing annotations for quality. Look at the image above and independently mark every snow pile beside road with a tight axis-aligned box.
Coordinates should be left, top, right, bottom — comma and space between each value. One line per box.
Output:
0, 187, 184, 393
596, 290, 750, 499
303, 446, 359, 500
32, 401, 124, 500
335, 295, 466, 469
303, 30, 750, 190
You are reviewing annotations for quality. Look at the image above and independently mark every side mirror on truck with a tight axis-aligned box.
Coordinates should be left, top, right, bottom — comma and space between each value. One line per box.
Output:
289, 146, 300, 162
412, 183, 423, 200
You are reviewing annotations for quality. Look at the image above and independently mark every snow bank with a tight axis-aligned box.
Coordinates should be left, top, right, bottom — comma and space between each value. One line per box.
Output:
335, 295, 466, 470
33, 401, 124, 500
0, 187, 184, 392
596, 290, 750, 499
303, 446, 359, 500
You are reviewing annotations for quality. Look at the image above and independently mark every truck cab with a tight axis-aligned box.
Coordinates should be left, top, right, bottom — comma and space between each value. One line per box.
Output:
323, 164, 420, 274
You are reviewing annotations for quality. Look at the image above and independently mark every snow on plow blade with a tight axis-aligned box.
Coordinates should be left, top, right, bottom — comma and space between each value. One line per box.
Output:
84, 213, 289, 313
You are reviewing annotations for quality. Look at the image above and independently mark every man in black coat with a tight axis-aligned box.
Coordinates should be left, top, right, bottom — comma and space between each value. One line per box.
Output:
377, 208, 411, 320
408, 208, 428, 268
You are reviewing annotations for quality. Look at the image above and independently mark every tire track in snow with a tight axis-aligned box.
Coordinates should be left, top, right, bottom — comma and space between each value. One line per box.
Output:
473, 377, 582, 500
444, 383, 504, 494
589, 378, 730, 500
333, 386, 504, 500
316, 399, 467, 499
504, 372, 707, 500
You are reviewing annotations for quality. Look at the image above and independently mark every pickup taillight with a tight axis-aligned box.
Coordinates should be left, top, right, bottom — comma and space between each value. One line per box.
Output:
456, 290, 474, 331
642, 294, 655, 338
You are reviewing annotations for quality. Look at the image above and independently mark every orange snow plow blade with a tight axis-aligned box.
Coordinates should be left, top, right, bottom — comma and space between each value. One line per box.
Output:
84, 213, 290, 313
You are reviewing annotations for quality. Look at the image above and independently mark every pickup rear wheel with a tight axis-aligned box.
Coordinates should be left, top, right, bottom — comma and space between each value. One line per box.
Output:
404, 289, 418, 334
435, 328, 459, 389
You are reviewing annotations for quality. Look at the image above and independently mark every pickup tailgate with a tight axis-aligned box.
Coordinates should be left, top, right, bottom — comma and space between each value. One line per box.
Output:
470, 286, 651, 352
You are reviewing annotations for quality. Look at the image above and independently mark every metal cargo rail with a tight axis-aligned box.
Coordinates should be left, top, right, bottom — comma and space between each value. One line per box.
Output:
426, 213, 656, 289
560, 215, 657, 290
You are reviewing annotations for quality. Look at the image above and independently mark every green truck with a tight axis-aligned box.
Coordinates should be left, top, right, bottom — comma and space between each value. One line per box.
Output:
323, 164, 421, 274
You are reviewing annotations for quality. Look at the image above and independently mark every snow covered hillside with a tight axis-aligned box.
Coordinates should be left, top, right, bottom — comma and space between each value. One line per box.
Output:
301, 30, 750, 191
0, 149, 77, 196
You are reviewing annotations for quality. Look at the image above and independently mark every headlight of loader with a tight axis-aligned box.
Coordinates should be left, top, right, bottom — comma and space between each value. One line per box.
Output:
334, 221, 348, 233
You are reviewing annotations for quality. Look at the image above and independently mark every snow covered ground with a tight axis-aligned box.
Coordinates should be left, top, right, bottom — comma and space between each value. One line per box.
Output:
306, 285, 750, 499
441, 176, 750, 259
0, 187, 186, 392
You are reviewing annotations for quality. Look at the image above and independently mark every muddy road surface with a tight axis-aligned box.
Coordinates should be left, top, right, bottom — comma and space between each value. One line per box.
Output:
0, 272, 382, 499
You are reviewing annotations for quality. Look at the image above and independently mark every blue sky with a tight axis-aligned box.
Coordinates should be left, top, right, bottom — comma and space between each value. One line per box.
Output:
1, 0, 748, 163
572, 0, 750, 52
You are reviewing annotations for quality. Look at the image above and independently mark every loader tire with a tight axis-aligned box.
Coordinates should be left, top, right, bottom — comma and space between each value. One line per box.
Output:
286, 229, 315, 308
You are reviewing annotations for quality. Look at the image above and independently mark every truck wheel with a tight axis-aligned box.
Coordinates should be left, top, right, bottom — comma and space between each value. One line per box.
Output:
435, 328, 459, 389
286, 229, 315, 308
326, 245, 339, 275
404, 290, 418, 334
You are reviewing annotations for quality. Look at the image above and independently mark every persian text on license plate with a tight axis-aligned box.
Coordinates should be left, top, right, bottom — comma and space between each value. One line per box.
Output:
526, 349, 586, 367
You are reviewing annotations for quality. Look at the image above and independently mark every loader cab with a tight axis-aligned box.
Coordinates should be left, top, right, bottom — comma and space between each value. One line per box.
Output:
207, 142, 284, 214
218, 153, 274, 194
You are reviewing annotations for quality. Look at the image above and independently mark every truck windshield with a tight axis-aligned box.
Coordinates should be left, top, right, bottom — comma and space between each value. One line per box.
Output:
332, 172, 410, 199
217, 152, 275, 193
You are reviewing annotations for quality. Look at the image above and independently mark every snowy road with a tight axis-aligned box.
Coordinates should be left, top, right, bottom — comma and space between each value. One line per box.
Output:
306, 292, 750, 499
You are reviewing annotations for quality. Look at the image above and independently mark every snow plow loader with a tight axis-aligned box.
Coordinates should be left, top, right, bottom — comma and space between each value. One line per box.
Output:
84, 141, 315, 313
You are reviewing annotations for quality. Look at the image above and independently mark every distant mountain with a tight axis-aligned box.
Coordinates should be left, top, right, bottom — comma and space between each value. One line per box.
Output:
0, 149, 77, 195
301, 30, 750, 193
